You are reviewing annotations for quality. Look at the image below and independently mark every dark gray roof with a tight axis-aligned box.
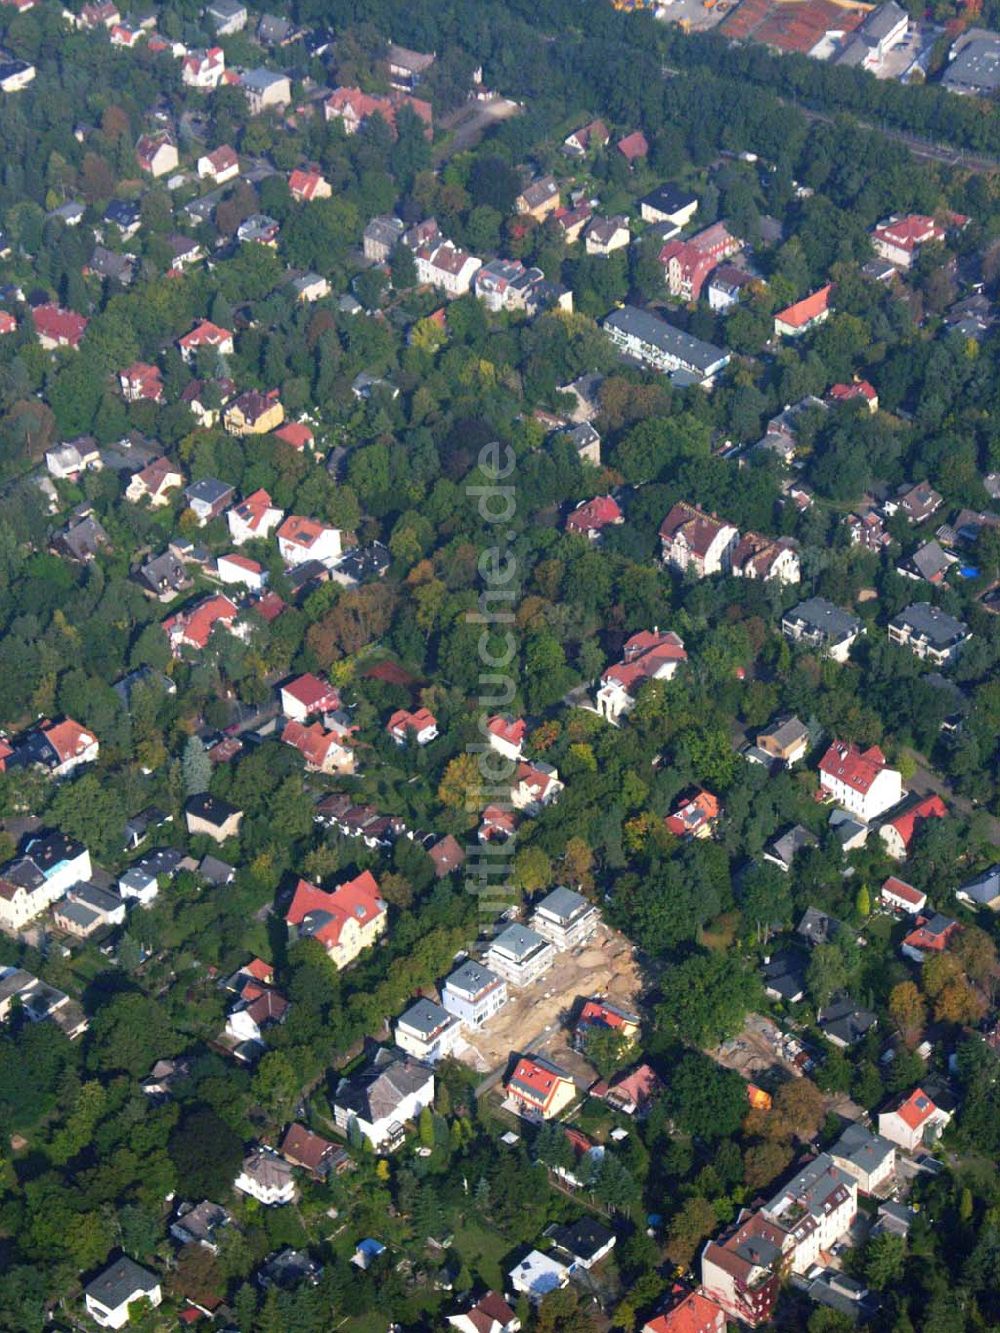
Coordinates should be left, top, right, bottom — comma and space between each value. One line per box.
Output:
398, 997, 454, 1037
185, 793, 241, 827
761, 951, 806, 1002
819, 996, 877, 1045
958, 864, 1000, 906
335, 1048, 432, 1122
831, 1121, 896, 1174
767, 824, 818, 868
890, 602, 968, 650
797, 905, 841, 947
489, 923, 549, 962
84, 1257, 159, 1309
603, 305, 729, 375
907, 541, 951, 583
535, 885, 591, 924
548, 1216, 615, 1262
185, 477, 234, 506
639, 183, 698, 217
445, 959, 501, 996
943, 30, 1000, 93
783, 597, 861, 642
859, 1, 907, 43
199, 854, 235, 885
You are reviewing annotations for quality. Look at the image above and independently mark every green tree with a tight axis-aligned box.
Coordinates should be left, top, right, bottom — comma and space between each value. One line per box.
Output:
182, 735, 212, 796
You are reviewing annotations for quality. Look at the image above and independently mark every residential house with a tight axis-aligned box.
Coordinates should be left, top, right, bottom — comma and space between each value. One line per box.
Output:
847, 509, 892, 552
273, 420, 314, 451
206, 0, 246, 33
763, 826, 819, 876
956, 865, 1000, 910
282, 718, 355, 775
898, 539, 953, 584
290, 272, 330, 302
510, 760, 562, 812
761, 951, 807, 1001
235, 1147, 296, 1205
226, 984, 289, 1045
257, 12, 295, 43
125, 456, 184, 507
78, 0, 120, 27
485, 924, 555, 988
228, 488, 283, 545
119, 361, 163, 404
52, 881, 125, 938
53, 511, 111, 563
32, 303, 88, 350
177, 320, 234, 362
198, 144, 239, 182
280, 673, 340, 720
84, 1257, 161, 1330
134, 551, 190, 601
135, 133, 177, 178
165, 233, 205, 270
217, 552, 266, 591
560, 421, 601, 464
184, 477, 235, 525
830, 1122, 897, 1195
241, 68, 291, 114
104, 199, 141, 237
553, 201, 592, 245
819, 996, 878, 1047
700, 1211, 786, 1327
547, 1217, 616, 1270
597, 1063, 661, 1115
584, 215, 630, 256
515, 175, 560, 221
277, 514, 342, 567
324, 86, 432, 137
162, 594, 240, 653
289, 167, 332, 202
731, 532, 800, 583
760, 1153, 858, 1273
363, 214, 405, 262
199, 854, 235, 886
530, 886, 598, 950
774, 285, 832, 337
828, 379, 879, 413
755, 396, 827, 464
332, 1046, 434, 1151
509, 1250, 570, 1303
665, 787, 721, 839
642, 1290, 727, 1333
118, 865, 159, 906
394, 997, 463, 1064
46, 438, 100, 480
659, 222, 741, 302
798, 906, 843, 947
879, 795, 947, 860
818, 740, 902, 822
0, 967, 87, 1038
280, 1123, 345, 1181
836, 0, 909, 69
185, 794, 242, 843
285, 871, 387, 969
485, 714, 527, 762
604, 306, 730, 386
413, 238, 482, 297
182, 46, 225, 88
505, 1054, 576, 1121
428, 834, 465, 878
708, 265, 756, 311
878, 1087, 952, 1152
223, 388, 284, 436
387, 43, 435, 90
575, 998, 640, 1045
566, 494, 623, 541
0, 58, 35, 92
236, 214, 280, 246
755, 714, 810, 767
888, 602, 969, 666
616, 129, 649, 163
563, 118, 609, 156
170, 1200, 231, 1252
387, 707, 438, 746
881, 875, 927, 914
441, 959, 508, 1028
872, 214, 945, 268
893, 479, 943, 525
900, 911, 960, 962
474, 257, 552, 312
639, 183, 698, 229
447, 1291, 520, 1333
659, 501, 739, 576
781, 597, 863, 662
181, 377, 235, 426
0, 831, 92, 931
3, 718, 98, 777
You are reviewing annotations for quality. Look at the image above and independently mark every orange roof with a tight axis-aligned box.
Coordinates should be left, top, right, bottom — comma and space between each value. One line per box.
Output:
644, 1290, 727, 1333
665, 788, 720, 836
232, 488, 276, 531
507, 1055, 571, 1107
277, 514, 329, 548
776, 284, 832, 329
243, 957, 273, 982
41, 718, 96, 762
165, 594, 238, 649
286, 871, 384, 949
486, 715, 527, 746
283, 718, 353, 766
274, 421, 314, 450
288, 168, 327, 200
220, 552, 262, 574
178, 319, 232, 351
891, 1087, 940, 1131
388, 707, 437, 736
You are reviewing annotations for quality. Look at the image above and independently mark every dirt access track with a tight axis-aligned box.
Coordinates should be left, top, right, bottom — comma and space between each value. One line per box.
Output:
456, 922, 643, 1081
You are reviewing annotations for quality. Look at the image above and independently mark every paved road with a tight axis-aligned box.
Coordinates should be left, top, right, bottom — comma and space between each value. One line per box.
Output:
904, 750, 1000, 847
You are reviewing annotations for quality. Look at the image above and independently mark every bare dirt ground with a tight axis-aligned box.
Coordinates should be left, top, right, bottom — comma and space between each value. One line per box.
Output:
456, 923, 643, 1082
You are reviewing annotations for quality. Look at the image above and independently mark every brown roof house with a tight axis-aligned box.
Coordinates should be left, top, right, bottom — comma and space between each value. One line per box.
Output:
659, 501, 739, 577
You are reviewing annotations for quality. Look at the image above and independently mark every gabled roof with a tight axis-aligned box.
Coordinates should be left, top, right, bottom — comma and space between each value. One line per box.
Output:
883, 795, 947, 851
286, 871, 385, 949
617, 129, 649, 161
881, 875, 925, 907
277, 514, 332, 549
507, 1054, 572, 1104
819, 740, 889, 794
659, 501, 735, 557
566, 495, 622, 534
887, 1086, 942, 1131
282, 673, 339, 711
41, 717, 96, 762
775, 284, 832, 329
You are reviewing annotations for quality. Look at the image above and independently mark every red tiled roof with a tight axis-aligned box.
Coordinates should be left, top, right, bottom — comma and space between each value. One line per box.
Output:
288, 168, 327, 200
205, 144, 238, 173
884, 795, 947, 852
775, 284, 832, 329
874, 215, 943, 252
274, 421, 314, 449
231, 488, 277, 532
388, 707, 437, 737
487, 715, 527, 746
254, 591, 285, 621
178, 319, 232, 352
428, 834, 465, 876
890, 1087, 940, 1131
578, 999, 637, 1031
507, 1056, 571, 1107
819, 740, 888, 794
829, 379, 877, 404
665, 788, 720, 836
32, 304, 88, 347
280, 1122, 336, 1172
659, 502, 733, 558
644, 1290, 727, 1333
602, 629, 687, 695
41, 718, 96, 762
277, 514, 329, 549
243, 957, 273, 982
566, 495, 623, 533
617, 130, 649, 161
882, 876, 924, 907
219, 552, 262, 575
285, 871, 385, 949
283, 718, 352, 766
164, 594, 238, 649
283, 673, 339, 712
